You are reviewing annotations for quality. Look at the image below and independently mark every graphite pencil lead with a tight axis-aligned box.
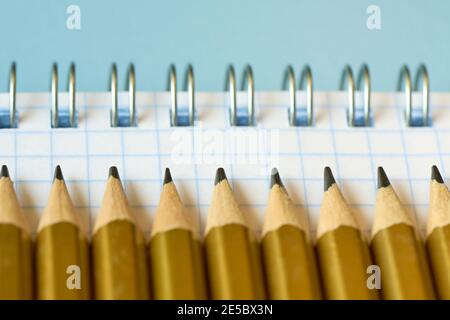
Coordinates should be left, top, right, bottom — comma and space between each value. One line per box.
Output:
214, 167, 227, 185
109, 166, 120, 180
0, 165, 9, 178
270, 168, 284, 188
377, 167, 390, 189
163, 168, 173, 185
431, 165, 444, 184
324, 167, 336, 191
53, 165, 64, 181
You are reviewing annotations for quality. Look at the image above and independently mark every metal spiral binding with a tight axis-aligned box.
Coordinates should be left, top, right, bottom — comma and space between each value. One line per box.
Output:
110, 63, 136, 127
340, 64, 371, 127
283, 65, 313, 126
0, 62, 435, 129
0, 63, 17, 128
51, 63, 77, 128
226, 65, 254, 126
398, 64, 429, 127
168, 64, 195, 126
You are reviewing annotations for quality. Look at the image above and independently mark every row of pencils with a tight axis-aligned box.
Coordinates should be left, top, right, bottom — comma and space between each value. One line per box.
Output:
0, 164, 449, 300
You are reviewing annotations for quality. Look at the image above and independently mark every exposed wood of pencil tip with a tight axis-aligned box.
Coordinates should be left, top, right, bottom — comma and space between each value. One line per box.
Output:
151, 168, 197, 238
0, 165, 30, 232
317, 167, 359, 239
93, 166, 135, 234
427, 165, 450, 236
37, 165, 84, 233
205, 168, 247, 235
372, 166, 414, 238
263, 168, 308, 237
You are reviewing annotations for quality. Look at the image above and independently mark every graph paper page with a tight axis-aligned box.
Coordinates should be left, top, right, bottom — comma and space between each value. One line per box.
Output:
0, 91, 449, 240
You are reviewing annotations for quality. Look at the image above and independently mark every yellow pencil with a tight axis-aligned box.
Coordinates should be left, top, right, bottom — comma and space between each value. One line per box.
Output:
261, 168, 321, 299
371, 167, 435, 299
149, 168, 208, 299
204, 168, 266, 299
0, 165, 33, 299
35, 165, 90, 299
426, 165, 450, 299
316, 167, 379, 300
92, 167, 150, 300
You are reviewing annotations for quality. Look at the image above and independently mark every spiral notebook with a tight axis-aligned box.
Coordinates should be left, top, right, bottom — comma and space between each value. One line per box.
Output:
0, 89, 449, 239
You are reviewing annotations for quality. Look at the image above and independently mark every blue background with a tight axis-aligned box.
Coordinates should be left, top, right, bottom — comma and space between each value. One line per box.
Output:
0, 0, 448, 92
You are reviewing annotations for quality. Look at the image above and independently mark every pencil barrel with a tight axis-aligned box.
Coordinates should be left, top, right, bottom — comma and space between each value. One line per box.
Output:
0, 224, 33, 300
262, 225, 321, 299
427, 225, 450, 299
316, 225, 379, 300
150, 229, 208, 299
92, 220, 150, 300
371, 223, 435, 299
35, 222, 90, 300
205, 224, 266, 300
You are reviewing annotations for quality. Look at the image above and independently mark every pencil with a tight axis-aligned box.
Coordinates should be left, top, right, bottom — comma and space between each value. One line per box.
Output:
371, 166, 435, 299
261, 168, 321, 299
92, 166, 150, 300
0, 165, 33, 300
426, 165, 450, 299
149, 168, 208, 299
35, 165, 90, 299
316, 167, 379, 300
204, 168, 266, 299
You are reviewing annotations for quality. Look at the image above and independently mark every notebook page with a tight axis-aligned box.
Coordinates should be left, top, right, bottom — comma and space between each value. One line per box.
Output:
0, 91, 449, 240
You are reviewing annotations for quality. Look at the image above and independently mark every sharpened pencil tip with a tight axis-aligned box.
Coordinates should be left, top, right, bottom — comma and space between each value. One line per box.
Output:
215, 168, 227, 185
108, 166, 120, 180
163, 168, 173, 184
431, 165, 444, 183
0, 165, 9, 178
53, 165, 64, 181
270, 168, 284, 188
324, 167, 336, 191
377, 167, 391, 188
